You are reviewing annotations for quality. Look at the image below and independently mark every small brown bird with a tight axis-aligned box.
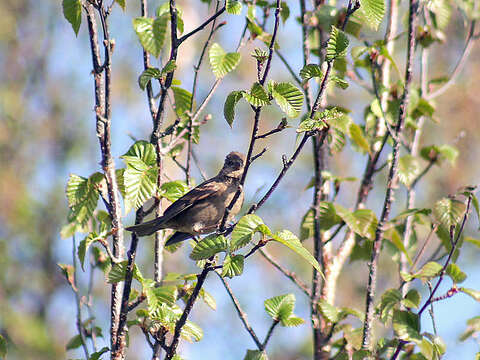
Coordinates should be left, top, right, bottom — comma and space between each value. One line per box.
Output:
126, 152, 245, 246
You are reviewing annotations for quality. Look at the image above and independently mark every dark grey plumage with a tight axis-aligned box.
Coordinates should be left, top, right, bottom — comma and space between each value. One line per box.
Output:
126, 152, 245, 246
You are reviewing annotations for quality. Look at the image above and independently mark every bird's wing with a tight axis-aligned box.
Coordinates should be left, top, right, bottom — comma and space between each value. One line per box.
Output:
160, 177, 226, 223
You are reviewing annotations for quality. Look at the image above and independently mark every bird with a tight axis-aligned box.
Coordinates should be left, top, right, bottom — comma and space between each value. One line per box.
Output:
126, 151, 246, 246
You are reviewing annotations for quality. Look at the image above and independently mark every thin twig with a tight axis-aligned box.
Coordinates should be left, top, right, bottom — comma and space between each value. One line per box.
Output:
177, 6, 226, 45
72, 236, 90, 360
260, 249, 311, 297
216, 272, 263, 349
262, 320, 280, 350
426, 20, 477, 100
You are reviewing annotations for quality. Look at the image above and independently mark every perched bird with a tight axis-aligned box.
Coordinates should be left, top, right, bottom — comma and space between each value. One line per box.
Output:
126, 151, 245, 246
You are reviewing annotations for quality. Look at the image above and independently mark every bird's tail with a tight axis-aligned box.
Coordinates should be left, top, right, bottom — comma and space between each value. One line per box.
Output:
125, 217, 167, 236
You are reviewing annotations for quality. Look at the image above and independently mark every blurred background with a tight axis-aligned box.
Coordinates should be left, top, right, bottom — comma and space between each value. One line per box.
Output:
0, 0, 479, 359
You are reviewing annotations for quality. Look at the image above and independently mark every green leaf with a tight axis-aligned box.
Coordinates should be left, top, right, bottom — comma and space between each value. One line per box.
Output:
243, 82, 271, 107
296, 118, 327, 133
359, 0, 385, 30
384, 227, 413, 266
222, 254, 244, 278
398, 155, 422, 187
121, 141, 158, 211
244, 350, 268, 360
160, 180, 189, 202
446, 263, 467, 283
58, 263, 76, 291
326, 26, 349, 62
138, 61, 177, 90
224, 91, 244, 127
460, 287, 480, 301
318, 299, 339, 323
132, 15, 169, 58
107, 261, 143, 284
402, 289, 421, 309
89, 346, 109, 360
226, 0, 243, 15
393, 310, 421, 342
270, 82, 304, 118
414, 261, 443, 279
280, 1, 290, 23
348, 122, 370, 154
0, 334, 6, 358
300, 209, 314, 241
144, 284, 178, 310
264, 294, 295, 323
282, 315, 304, 327
335, 205, 377, 240
78, 232, 104, 271
377, 289, 402, 323
330, 75, 349, 89
63, 0, 82, 36
66, 173, 101, 226
190, 234, 229, 260
317, 202, 343, 230
209, 43, 241, 78
420, 144, 459, 165
181, 320, 203, 342
299, 64, 324, 81
433, 198, 466, 227
138, 67, 161, 90
171, 86, 193, 116
115, 0, 126, 10
199, 289, 217, 310
231, 214, 265, 251
271, 230, 323, 275
66, 334, 83, 350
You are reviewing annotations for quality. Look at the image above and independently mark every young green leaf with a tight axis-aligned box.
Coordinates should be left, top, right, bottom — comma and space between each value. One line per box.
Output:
264, 294, 295, 322
226, 0, 243, 14
434, 197, 466, 227
377, 288, 402, 323
446, 263, 467, 283
326, 26, 349, 62
78, 231, 105, 271
138, 67, 161, 91
393, 310, 422, 342
190, 234, 229, 260
231, 214, 265, 251
348, 122, 370, 154
132, 14, 169, 58
181, 320, 204, 343
271, 230, 323, 275
62, 0, 82, 36
107, 261, 144, 284
115, 0, 126, 10
318, 299, 340, 323
66, 173, 101, 225
359, 0, 386, 30
414, 261, 443, 279
89, 347, 109, 360
224, 90, 244, 127
243, 82, 271, 107
222, 254, 244, 278
270, 82, 304, 118
171, 86, 193, 116
398, 155, 422, 187
460, 288, 480, 301
402, 289, 421, 309
209, 43, 241, 78
144, 283, 178, 310
160, 180, 189, 202
299, 64, 324, 81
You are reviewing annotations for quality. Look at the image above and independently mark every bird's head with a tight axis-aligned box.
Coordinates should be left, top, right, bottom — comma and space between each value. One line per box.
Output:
219, 151, 246, 179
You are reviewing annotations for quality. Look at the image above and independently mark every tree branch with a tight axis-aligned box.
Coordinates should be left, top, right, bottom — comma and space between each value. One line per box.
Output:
361, 0, 419, 349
